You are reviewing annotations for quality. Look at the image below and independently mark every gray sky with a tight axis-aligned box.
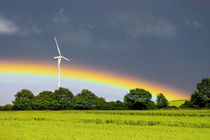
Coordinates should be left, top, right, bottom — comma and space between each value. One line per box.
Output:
0, 0, 210, 100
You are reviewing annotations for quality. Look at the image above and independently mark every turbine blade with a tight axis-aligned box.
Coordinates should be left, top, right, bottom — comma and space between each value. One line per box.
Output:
62, 56, 70, 61
54, 36, 61, 56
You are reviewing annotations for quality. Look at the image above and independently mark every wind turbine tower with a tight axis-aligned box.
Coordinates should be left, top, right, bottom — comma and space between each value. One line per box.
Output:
53, 36, 70, 89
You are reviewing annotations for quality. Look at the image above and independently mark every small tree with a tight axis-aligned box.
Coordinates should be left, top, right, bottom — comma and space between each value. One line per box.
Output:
191, 78, 210, 108
180, 100, 192, 108
54, 87, 74, 109
95, 97, 108, 110
73, 89, 98, 110
156, 93, 168, 108
32, 91, 58, 110
124, 88, 152, 110
146, 101, 156, 110
191, 91, 207, 108
13, 89, 34, 110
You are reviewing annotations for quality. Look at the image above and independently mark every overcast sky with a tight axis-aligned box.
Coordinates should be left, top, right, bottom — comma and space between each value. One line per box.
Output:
0, 0, 210, 98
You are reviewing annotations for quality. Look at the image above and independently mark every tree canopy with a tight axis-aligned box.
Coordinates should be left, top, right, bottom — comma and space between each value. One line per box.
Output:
73, 89, 99, 110
54, 87, 74, 109
124, 88, 152, 110
191, 78, 210, 108
13, 89, 34, 110
157, 93, 168, 108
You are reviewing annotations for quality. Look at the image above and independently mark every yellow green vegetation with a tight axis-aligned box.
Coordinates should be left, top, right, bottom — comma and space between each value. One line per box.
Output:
169, 100, 186, 107
0, 110, 210, 140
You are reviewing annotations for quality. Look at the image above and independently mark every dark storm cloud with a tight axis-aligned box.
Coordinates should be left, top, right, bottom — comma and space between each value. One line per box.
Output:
0, 0, 210, 96
110, 13, 177, 38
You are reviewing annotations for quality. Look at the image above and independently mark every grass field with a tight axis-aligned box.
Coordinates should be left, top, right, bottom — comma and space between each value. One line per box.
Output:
0, 110, 210, 140
168, 100, 186, 107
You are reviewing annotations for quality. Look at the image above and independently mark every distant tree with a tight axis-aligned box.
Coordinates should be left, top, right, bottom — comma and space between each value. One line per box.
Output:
191, 91, 207, 108
156, 93, 168, 108
54, 87, 74, 109
196, 78, 210, 98
191, 78, 210, 108
146, 101, 156, 110
107, 100, 128, 110
180, 100, 192, 108
73, 89, 98, 110
32, 91, 58, 110
124, 88, 152, 110
13, 89, 34, 110
0, 104, 13, 111
95, 97, 108, 110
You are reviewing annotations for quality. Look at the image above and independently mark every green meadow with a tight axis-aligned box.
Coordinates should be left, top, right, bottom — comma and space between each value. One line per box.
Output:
0, 110, 210, 140
168, 100, 186, 107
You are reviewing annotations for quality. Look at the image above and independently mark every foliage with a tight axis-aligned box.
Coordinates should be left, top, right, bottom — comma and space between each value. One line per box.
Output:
124, 88, 152, 110
180, 100, 193, 108
95, 97, 108, 110
10, 87, 195, 110
54, 87, 74, 109
196, 78, 210, 98
146, 101, 156, 110
190, 78, 210, 108
73, 89, 98, 110
32, 91, 58, 110
106, 100, 128, 110
191, 91, 207, 108
13, 89, 34, 110
156, 93, 168, 108
0, 104, 13, 111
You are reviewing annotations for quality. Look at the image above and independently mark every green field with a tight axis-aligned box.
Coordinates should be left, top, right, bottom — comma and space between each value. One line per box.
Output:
168, 100, 186, 107
0, 110, 210, 140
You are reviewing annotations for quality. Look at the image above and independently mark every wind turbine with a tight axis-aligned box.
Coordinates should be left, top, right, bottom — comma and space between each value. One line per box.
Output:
53, 36, 70, 89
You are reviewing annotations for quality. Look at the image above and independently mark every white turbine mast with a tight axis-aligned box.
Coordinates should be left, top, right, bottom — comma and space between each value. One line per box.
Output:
53, 36, 70, 89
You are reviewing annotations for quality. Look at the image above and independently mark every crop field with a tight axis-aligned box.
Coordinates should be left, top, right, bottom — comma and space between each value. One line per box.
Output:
168, 100, 186, 107
0, 110, 210, 140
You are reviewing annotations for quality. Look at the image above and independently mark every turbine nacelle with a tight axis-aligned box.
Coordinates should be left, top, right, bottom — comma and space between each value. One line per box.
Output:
54, 56, 70, 61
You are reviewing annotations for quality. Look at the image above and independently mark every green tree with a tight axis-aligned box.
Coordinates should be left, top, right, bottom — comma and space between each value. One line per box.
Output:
107, 100, 127, 110
191, 91, 207, 108
146, 101, 156, 110
32, 91, 58, 110
124, 88, 152, 110
191, 78, 210, 108
196, 78, 210, 98
54, 87, 74, 109
13, 89, 34, 110
95, 97, 108, 110
0, 104, 13, 111
156, 93, 168, 108
73, 89, 98, 110
180, 100, 192, 108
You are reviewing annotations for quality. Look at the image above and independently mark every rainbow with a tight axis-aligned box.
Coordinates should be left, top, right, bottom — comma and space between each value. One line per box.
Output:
0, 60, 189, 100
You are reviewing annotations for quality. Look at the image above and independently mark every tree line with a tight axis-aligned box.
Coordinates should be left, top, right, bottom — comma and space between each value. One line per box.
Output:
0, 78, 209, 110
1, 88, 168, 110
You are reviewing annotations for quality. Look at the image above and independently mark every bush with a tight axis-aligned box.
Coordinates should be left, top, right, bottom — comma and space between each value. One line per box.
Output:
146, 101, 156, 110
106, 100, 128, 110
0, 104, 13, 111
180, 100, 192, 108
